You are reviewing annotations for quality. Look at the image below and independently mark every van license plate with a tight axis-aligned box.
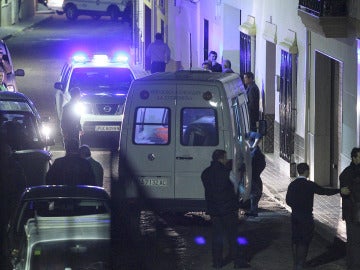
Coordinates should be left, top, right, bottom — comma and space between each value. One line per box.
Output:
95, 125, 120, 132
139, 178, 167, 187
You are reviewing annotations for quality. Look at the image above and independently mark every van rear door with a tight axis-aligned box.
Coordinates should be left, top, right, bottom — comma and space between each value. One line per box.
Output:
123, 84, 176, 200
174, 84, 224, 201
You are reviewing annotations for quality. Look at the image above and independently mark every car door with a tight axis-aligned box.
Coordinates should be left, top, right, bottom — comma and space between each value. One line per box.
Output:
123, 83, 176, 200
174, 83, 224, 200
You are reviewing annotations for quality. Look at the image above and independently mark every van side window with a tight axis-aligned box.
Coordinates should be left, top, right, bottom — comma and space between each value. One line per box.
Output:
133, 107, 169, 145
231, 97, 250, 142
181, 108, 218, 146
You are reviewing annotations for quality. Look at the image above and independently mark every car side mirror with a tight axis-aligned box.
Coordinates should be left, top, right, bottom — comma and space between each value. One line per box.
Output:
14, 69, 25, 76
54, 82, 63, 90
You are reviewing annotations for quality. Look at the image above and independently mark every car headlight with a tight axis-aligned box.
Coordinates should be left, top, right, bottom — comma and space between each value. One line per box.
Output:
73, 102, 87, 116
41, 124, 51, 139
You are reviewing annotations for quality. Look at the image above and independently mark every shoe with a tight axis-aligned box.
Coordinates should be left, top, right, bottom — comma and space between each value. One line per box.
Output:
234, 262, 251, 268
244, 212, 258, 217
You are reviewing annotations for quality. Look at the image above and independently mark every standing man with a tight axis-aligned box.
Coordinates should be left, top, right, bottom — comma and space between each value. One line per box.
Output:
146, 32, 171, 74
208, 51, 222, 72
243, 72, 260, 132
79, 144, 104, 187
286, 163, 340, 270
339, 147, 360, 270
245, 132, 266, 217
46, 139, 96, 186
201, 149, 250, 269
60, 87, 82, 148
222, 59, 234, 73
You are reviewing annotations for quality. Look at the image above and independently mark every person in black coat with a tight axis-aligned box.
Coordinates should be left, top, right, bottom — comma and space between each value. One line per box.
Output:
60, 87, 82, 148
201, 149, 250, 269
339, 147, 360, 270
46, 139, 96, 186
286, 163, 340, 270
243, 72, 260, 132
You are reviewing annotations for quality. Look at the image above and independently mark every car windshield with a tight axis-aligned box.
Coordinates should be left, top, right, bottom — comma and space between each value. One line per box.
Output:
0, 110, 42, 150
69, 67, 134, 93
17, 198, 110, 231
30, 240, 110, 270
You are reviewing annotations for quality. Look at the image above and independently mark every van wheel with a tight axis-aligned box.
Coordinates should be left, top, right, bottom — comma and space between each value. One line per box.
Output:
65, 5, 78, 21
109, 6, 119, 21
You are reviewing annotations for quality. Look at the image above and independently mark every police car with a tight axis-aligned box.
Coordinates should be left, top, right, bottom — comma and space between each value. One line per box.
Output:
54, 51, 135, 145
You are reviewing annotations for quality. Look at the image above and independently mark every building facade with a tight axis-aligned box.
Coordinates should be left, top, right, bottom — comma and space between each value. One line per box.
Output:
135, 0, 360, 187
0, 0, 35, 26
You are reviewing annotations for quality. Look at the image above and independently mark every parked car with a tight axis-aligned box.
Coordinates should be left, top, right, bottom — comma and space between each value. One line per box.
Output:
46, 0, 64, 15
0, 91, 55, 186
0, 40, 25, 92
6, 185, 111, 270
54, 51, 135, 146
62, 0, 132, 21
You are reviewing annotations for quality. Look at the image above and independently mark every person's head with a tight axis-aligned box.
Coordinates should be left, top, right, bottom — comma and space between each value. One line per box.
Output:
223, 59, 231, 69
202, 61, 211, 71
155, 33, 163, 41
79, 144, 91, 159
351, 147, 360, 165
69, 87, 81, 99
243, 72, 254, 85
208, 51, 218, 62
212, 149, 227, 165
297, 163, 310, 178
65, 139, 79, 155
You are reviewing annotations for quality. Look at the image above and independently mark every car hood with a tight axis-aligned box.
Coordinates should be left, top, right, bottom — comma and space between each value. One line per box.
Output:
80, 92, 127, 104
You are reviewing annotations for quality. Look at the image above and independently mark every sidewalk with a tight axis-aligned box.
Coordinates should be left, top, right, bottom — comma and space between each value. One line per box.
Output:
1, 5, 347, 255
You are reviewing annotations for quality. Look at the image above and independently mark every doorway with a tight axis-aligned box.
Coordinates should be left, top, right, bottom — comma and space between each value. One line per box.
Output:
314, 52, 341, 187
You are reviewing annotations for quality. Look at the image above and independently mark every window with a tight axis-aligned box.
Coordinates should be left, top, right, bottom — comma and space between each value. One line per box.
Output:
240, 32, 251, 77
133, 107, 170, 145
181, 108, 218, 146
231, 97, 249, 143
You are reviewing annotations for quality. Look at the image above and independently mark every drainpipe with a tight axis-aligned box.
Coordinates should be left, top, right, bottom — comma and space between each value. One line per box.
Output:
305, 29, 311, 164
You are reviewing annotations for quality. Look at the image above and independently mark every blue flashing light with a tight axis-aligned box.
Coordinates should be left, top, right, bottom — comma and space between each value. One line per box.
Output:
72, 53, 89, 63
194, 236, 206, 245
113, 52, 129, 63
237, 236, 248, 246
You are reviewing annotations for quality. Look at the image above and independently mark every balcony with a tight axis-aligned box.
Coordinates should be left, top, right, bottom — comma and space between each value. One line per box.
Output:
298, 0, 350, 38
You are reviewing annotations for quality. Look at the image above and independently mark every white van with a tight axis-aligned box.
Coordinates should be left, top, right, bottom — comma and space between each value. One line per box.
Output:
118, 71, 258, 212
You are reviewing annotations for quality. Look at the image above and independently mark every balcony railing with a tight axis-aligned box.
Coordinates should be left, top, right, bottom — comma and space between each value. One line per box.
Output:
298, 0, 347, 17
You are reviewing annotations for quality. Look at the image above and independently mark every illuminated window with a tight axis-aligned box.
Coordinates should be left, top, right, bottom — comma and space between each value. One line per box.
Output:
133, 107, 169, 145
181, 108, 218, 146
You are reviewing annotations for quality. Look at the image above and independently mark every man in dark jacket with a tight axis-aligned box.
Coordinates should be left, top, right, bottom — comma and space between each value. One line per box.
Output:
286, 163, 340, 270
339, 147, 360, 270
245, 133, 266, 217
46, 139, 96, 186
243, 72, 260, 132
201, 149, 250, 269
60, 87, 82, 148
